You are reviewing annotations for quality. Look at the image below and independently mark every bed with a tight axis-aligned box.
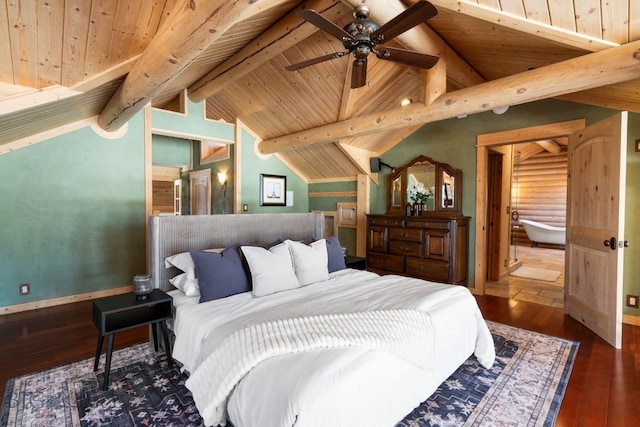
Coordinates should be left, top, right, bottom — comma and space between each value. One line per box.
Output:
149, 213, 495, 427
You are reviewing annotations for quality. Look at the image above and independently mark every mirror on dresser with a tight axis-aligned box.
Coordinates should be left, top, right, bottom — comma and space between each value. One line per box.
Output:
386, 155, 462, 216
371, 155, 469, 286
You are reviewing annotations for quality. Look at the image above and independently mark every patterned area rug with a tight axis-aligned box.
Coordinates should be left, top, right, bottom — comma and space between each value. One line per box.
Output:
1, 322, 578, 427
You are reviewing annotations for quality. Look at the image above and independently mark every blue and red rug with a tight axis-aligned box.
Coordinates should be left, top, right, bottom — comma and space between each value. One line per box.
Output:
1, 321, 577, 426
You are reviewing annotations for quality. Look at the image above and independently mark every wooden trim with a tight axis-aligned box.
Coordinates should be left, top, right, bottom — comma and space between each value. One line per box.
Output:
308, 177, 358, 184
356, 174, 370, 257
0, 286, 133, 316
623, 314, 640, 326
308, 191, 357, 198
474, 120, 585, 295
477, 119, 586, 147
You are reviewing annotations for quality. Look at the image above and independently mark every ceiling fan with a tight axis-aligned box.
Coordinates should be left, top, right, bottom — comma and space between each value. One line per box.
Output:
286, 1, 439, 89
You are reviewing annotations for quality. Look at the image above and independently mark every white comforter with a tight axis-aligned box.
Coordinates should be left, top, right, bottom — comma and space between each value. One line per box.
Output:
172, 269, 495, 427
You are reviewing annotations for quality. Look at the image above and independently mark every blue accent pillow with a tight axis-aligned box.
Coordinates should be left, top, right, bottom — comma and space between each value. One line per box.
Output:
190, 244, 250, 303
263, 238, 283, 249
326, 235, 346, 273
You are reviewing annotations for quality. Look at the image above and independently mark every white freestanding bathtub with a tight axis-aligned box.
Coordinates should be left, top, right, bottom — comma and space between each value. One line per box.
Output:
520, 219, 566, 246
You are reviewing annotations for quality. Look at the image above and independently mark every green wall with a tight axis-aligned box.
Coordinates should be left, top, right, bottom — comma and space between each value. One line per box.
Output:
0, 116, 147, 307
152, 134, 192, 166
238, 126, 309, 214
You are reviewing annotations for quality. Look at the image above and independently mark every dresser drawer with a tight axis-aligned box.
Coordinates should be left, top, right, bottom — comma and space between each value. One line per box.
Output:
367, 253, 404, 273
405, 258, 449, 283
389, 227, 422, 242
389, 240, 422, 257
406, 219, 450, 230
369, 217, 404, 227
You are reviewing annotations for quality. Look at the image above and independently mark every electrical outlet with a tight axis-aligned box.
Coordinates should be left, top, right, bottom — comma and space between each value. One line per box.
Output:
243, 203, 249, 212
19, 283, 30, 296
627, 294, 639, 308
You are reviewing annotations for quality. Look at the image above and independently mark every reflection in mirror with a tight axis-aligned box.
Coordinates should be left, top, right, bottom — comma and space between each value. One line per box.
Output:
407, 162, 436, 211
442, 170, 455, 208
392, 175, 403, 207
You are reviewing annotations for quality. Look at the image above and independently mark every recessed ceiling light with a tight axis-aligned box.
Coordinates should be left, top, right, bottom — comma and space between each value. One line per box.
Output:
400, 98, 412, 107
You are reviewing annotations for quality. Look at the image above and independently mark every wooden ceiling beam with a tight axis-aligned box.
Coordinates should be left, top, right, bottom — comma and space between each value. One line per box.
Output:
190, 0, 484, 103
421, 58, 446, 105
535, 139, 562, 153
97, 0, 286, 131
428, 0, 617, 52
258, 40, 640, 154
340, 0, 484, 88
189, 0, 346, 103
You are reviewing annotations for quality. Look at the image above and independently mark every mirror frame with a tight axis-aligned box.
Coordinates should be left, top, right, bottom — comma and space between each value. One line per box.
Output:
386, 155, 463, 216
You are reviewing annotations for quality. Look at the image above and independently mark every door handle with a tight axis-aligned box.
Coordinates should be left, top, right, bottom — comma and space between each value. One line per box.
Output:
604, 237, 630, 250
604, 237, 617, 250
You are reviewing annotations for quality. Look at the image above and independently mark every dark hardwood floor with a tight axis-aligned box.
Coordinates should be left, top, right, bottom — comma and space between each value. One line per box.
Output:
1, 295, 638, 426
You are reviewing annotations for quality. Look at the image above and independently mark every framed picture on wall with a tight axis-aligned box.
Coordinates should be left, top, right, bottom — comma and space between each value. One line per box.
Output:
260, 174, 286, 206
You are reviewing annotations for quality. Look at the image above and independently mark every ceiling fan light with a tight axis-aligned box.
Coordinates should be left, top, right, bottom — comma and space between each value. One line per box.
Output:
492, 106, 509, 115
400, 98, 412, 106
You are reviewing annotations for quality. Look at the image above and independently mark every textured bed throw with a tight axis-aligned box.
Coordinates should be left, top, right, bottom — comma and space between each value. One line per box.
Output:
186, 309, 434, 426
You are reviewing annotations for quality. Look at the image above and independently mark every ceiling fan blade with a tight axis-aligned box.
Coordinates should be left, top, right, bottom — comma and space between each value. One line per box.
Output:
376, 46, 439, 69
371, 1, 438, 43
351, 59, 367, 89
286, 52, 348, 71
297, 9, 355, 42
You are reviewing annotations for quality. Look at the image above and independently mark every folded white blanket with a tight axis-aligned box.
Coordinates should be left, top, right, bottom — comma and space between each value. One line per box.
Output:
186, 309, 434, 426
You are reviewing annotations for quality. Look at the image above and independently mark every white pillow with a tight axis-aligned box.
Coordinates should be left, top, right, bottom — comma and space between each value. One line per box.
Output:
165, 252, 197, 279
169, 273, 200, 297
286, 239, 329, 286
241, 243, 300, 297
164, 248, 223, 296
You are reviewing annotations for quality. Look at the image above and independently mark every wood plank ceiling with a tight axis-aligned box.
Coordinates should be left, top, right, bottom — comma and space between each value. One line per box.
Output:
1, 0, 639, 182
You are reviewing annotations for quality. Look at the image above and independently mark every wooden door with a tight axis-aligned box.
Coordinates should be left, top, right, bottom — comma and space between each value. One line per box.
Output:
565, 112, 628, 348
486, 151, 503, 280
189, 170, 211, 215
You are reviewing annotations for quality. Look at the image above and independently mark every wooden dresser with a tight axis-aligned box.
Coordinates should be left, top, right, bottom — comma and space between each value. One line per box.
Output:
367, 214, 470, 286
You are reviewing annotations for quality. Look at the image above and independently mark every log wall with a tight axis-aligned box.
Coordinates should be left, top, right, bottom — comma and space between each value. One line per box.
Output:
511, 148, 567, 248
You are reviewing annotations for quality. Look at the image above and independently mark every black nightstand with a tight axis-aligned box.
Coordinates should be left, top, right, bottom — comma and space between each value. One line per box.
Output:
92, 289, 173, 390
345, 255, 367, 270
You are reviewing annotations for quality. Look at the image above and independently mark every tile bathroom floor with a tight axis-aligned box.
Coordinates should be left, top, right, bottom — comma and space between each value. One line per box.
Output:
485, 245, 565, 308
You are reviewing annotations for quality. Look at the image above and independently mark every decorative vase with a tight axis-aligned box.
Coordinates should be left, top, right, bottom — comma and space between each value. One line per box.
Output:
133, 274, 152, 300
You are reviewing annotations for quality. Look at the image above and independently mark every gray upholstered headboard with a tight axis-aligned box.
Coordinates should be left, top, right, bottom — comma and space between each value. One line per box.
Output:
148, 213, 324, 291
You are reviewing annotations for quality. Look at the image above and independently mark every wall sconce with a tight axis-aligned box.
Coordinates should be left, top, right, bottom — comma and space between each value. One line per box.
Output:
217, 172, 227, 198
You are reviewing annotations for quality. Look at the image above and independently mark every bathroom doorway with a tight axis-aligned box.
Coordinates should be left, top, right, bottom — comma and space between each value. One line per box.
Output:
474, 119, 585, 306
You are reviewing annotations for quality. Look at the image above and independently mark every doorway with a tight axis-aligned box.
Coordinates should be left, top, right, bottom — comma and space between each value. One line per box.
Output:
474, 119, 586, 300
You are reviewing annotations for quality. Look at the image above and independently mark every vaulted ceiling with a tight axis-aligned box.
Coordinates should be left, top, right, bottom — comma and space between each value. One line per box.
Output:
2, 0, 640, 182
